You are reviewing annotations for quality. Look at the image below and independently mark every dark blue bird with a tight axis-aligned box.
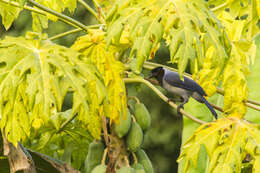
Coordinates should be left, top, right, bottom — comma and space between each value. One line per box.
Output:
149, 67, 218, 119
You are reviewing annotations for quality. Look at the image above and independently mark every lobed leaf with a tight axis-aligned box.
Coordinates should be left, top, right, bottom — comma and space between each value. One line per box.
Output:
178, 116, 260, 173
72, 29, 127, 123
106, 0, 230, 78
208, 0, 260, 40
0, 0, 22, 30
32, 0, 77, 32
0, 35, 106, 145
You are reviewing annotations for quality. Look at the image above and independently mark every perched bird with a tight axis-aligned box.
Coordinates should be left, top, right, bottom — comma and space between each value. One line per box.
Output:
149, 67, 218, 119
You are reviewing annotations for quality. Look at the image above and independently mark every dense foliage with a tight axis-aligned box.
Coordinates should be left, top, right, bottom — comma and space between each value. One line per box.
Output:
0, 0, 259, 172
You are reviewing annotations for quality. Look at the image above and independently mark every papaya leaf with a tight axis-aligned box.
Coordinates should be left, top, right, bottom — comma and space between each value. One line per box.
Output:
0, 1, 22, 30
221, 40, 256, 117
32, 0, 77, 32
96, 0, 116, 13
200, 1, 257, 117
178, 116, 260, 173
71, 29, 127, 123
0, 35, 107, 146
106, 0, 230, 78
208, 0, 260, 40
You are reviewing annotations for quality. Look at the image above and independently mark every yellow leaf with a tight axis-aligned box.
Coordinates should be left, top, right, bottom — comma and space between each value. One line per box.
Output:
178, 116, 260, 173
72, 29, 127, 125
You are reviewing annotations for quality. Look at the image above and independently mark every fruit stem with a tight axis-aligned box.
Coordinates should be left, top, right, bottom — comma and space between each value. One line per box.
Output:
102, 148, 108, 165
132, 152, 138, 164
128, 96, 140, 104
131, 115, 136, 123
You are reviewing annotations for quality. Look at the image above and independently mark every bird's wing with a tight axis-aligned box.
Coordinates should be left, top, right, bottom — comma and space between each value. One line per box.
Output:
163, 71, 207, 96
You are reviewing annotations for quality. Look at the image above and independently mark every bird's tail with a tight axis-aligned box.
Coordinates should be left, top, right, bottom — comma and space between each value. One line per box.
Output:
200, 96, 218, 119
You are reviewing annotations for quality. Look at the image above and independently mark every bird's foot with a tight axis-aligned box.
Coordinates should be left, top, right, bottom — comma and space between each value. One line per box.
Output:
167, 98, 174, 103
177, 105, 184, 116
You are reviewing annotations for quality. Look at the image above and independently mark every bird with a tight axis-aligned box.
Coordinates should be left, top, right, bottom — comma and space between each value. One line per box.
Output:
149, 66, 218, 119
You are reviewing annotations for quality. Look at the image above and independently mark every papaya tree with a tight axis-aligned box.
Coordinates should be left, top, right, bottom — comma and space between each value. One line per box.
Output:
0, 0, 259, 173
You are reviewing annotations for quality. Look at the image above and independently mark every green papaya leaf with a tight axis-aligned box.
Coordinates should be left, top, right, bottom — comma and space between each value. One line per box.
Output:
178, 116, 260, 173
106, 0, 230, 77
0, 35, 107, 145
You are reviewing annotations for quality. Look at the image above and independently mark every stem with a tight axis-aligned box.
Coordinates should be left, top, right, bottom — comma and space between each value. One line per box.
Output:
211, 2, 228, 12
27, 0, 89, 32
92, 0, 105, 21
57, 113, 78, 133
78, 0, 102, 23
124, 78, 206, 124
211, 103, 223, 113
132, 153, 138, 164
49, 28, 82, 41
49, 24, 103, 40
102, 148, 108, 165
101, 116, 115, 173
128, 96, 140, 104
245, 102, 260, 111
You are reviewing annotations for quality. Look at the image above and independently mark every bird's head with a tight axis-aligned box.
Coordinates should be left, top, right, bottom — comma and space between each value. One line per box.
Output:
149, 67, 165, 84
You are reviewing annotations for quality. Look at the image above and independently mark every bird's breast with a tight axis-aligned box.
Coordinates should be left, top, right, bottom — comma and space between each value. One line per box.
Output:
162, 80, 190, 97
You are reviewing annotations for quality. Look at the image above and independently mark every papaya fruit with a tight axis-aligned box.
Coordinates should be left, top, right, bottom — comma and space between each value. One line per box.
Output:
117, 166, 136, 173
126, 122, 143, 152
132, 163, 146, 173
85, 141, 105, 173
91, 164, 107, 173
136, 149, 154, 173
134, 103, 151, 131
114, 109, 132, 138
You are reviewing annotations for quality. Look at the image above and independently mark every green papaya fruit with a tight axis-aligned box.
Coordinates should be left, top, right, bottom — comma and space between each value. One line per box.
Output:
134, 103, 151, 131
117, 166, 136, 173
91, 164, 107, 173
114, 109, 132, 138
85, 141, 105, 173
136, 149, 154, 173
132, 163, 146, 173
126, 122, 143, 152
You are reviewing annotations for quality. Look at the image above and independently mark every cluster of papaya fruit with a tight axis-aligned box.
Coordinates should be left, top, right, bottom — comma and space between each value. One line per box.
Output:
85, 101, 154, 173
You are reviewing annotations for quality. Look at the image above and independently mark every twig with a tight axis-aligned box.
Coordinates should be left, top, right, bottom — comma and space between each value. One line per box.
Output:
211, 2, 228, 12
57, 113, 78, 133
124, 78, 207, 124
245, 102, 260, 111
78, 0, 103, 23
49, 24, 103, 40
102, 148, 108, 165
128, 96, 140, 104
92, 0, 105, 22
27, 0, 89, 32
49, 28, 82, 41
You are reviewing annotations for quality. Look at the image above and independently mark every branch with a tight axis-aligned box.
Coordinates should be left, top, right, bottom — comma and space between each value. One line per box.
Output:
211, 2, 228, 12
124, 78, 207, 124
49, 24, 103, 40
78, 0, 103, 23
57, 113, 78, 133
143, 61, 260, 110
27, 0, 89, 32
92, 0, 105, 22
245, 102, 260, 111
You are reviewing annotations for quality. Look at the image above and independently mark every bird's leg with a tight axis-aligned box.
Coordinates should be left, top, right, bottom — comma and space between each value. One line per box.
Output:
177, 97, 189, 115
167, 96, 183, 103
167, 98, 175, 103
